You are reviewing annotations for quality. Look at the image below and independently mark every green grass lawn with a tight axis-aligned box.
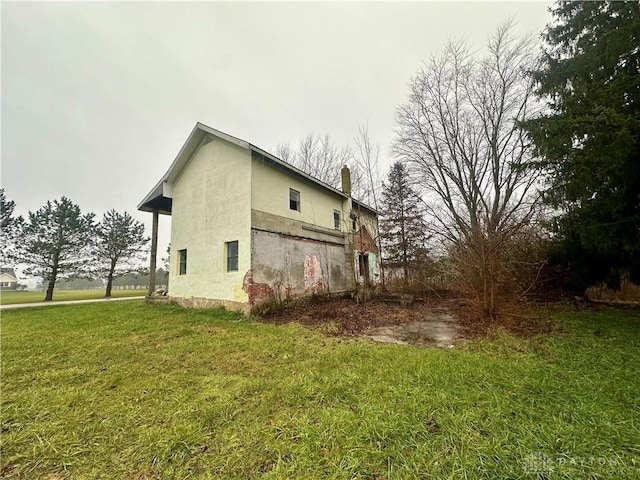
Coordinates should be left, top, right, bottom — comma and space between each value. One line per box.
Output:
0, 289, 145, 305
1, 302, 639, 479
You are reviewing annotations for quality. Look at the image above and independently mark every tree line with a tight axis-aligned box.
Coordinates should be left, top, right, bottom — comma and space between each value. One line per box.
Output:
1, 192, 149, 301
277, 2, 639, 318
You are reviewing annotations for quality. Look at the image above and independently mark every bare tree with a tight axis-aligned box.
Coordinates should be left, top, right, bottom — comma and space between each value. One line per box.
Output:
275, 133, 353, 189
353, 125, 382, 209
274, 142, 294, 165
393, 22, 543, 317
352, 124, 386, 286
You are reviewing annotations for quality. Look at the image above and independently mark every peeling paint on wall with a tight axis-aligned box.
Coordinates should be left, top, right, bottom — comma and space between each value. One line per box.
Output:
242, 270, 274, 305
304, 254, 324, 294
251, 229, 351, 302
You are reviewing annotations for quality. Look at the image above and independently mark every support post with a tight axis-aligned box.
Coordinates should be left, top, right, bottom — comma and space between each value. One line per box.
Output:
148, 208, 159, 296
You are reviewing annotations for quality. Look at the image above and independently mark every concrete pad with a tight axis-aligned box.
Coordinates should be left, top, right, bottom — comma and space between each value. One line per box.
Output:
364, 313, 461, 348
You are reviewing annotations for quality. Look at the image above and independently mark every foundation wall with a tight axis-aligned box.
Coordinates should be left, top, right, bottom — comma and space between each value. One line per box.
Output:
169, 296, 251, 315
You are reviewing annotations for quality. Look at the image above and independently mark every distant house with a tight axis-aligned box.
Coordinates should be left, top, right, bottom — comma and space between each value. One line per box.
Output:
138, 123, 380, 312
0, 268, 18, 291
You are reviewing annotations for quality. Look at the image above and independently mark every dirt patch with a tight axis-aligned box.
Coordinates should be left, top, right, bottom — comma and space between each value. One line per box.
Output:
260, 295, 553, 345
262, 297, 440, 336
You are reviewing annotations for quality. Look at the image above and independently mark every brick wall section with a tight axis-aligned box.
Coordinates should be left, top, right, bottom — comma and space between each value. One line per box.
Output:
242, 270, 274, 305
354, 226, 378, 253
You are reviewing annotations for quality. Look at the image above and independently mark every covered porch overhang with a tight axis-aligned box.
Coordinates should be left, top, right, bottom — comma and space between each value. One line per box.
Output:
138, 180, 174, 215
138, 183, 173, 296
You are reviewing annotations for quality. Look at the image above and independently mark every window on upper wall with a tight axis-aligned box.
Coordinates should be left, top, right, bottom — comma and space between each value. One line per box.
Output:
289, 188, 300, 212
226, 241, 238, 272
178, 249, 187, 275
334, 210, 341, 230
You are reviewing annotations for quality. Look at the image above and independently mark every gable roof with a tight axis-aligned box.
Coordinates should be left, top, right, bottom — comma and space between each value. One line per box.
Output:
0, 268, 17, 280
138, 122, 369, 214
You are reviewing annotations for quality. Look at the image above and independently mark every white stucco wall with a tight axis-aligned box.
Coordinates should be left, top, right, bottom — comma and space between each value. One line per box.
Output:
169, 137, 252, 304
251, 156, 349, 232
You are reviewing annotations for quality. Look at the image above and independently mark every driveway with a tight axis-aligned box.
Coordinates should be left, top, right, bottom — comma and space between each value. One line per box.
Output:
0, 296, 145, 310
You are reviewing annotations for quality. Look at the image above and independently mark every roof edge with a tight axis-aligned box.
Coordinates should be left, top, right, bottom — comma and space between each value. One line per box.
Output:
138, 122, 379, 215
138, 123, 252, 212
249, 144, 348, 199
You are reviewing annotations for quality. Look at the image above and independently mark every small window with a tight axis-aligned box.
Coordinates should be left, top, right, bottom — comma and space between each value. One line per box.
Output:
226, 241, 238, 272
334, 210, 341, 230
289, 188, 300, 211
178, 249, 187, 275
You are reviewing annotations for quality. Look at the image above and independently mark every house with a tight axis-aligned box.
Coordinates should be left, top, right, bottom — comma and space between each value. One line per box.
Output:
138, 123, 380, 313
0, 268, 19, 291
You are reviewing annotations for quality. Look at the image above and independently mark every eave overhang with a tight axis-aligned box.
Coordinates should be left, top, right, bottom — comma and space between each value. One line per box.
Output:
137, 122, 250, 214
249, 146, 347, 200
352, 199, 380, 216
137, 122, 378, 215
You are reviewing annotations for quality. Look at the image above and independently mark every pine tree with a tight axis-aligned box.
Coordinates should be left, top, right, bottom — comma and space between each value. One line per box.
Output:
523, 1, 640, 290
0, 189, 24, 265
380, 162, 430, 285
94, 210, 149, 297
20, 197, 95, 301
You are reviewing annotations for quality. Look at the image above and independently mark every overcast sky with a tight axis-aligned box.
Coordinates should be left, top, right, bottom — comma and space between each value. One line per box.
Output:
2, 1, 553, 271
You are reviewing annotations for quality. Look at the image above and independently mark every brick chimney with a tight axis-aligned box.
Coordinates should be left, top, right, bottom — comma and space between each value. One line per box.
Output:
341, 165, 351, 197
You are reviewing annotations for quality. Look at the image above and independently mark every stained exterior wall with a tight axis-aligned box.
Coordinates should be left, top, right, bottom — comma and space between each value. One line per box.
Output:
248, 154, 383, 302
349, 205, 382, 286
248, 155, 357, 304
248, 229, 351, 303
169, 137, 251, 304
251, 155, 350, 231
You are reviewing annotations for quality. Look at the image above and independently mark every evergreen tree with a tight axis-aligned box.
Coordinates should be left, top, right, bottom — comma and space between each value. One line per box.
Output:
0, 189, 24, 264
20, 197, 95, 301
380, 162, 429, 284
523, 1, 640, 290
94, 210, 149, 297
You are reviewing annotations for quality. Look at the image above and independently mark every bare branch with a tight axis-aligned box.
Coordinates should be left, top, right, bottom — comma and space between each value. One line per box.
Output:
393, 22, 544, 318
